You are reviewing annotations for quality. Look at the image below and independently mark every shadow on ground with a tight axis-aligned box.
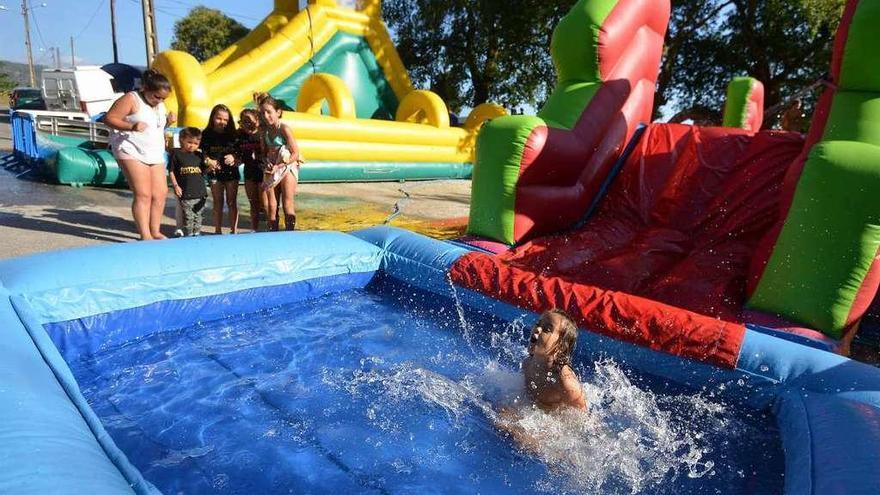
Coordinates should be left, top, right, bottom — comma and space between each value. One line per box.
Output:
0, 208, 138, 243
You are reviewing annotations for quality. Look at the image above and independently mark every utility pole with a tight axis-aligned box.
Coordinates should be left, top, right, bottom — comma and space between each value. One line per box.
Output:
51, 46, 59, 69
21, 1, 37, 86
140, 0, 159, 65
110, 0, 119, 63
70, 36, 75, 67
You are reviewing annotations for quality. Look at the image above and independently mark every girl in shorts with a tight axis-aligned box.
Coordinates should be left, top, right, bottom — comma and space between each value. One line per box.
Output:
104, 69, 176, 240
258, 95, 302, 231
201, 104, 239, 234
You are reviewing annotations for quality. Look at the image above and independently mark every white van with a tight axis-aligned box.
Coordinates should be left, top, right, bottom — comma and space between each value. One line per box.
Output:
41, 66, 122, 117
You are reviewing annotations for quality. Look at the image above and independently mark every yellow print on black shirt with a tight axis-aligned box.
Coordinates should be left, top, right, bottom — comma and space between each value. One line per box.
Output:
179, 166, 202, 175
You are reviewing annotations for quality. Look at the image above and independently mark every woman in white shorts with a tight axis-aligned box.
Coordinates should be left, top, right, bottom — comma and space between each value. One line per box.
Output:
103, 70, 176, 240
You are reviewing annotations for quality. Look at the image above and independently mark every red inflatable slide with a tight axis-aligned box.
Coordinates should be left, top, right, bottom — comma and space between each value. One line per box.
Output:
451, 124, 805, 367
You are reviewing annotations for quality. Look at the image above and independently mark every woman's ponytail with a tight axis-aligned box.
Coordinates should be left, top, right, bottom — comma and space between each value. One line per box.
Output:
142, 69, 171, 93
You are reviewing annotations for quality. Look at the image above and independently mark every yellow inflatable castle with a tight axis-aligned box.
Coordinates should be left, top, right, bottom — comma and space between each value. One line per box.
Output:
153, 0, 505, 181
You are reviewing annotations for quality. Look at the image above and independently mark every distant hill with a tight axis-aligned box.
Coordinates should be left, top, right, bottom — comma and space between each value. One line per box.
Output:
0, 60, 47, 89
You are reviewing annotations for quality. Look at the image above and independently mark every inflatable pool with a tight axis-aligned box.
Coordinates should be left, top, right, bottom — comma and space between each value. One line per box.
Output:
0, 227, 878, 494
3, 0, 880, 493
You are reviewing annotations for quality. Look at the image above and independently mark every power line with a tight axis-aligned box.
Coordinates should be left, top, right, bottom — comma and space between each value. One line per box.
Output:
157, 0, 261, 22
126, 0, 181, 22
74, 0, 108, 40
28, 0, 50, 50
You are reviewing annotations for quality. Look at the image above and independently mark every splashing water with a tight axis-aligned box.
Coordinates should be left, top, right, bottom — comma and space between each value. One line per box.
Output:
445, 272, 475, 347
320, 297, 779, 495
511, 359, 730, 494
64, 283, 782, 495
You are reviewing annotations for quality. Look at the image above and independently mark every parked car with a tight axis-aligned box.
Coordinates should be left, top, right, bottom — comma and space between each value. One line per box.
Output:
9, 87, 46, 110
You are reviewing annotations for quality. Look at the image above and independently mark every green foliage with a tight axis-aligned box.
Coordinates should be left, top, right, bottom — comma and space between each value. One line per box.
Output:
659, 0, 845, 127
384, 0, 570, 112
170, 6, 250, 62
385, 0, 846, 125
0, 72, 13, 97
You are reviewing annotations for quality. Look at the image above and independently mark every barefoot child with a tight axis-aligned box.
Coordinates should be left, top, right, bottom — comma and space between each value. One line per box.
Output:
168, 127, 208, 236
202, 104, 239, 234
522, 309, 587, 411
258, 95, 302, 231
236, 109, 264, 232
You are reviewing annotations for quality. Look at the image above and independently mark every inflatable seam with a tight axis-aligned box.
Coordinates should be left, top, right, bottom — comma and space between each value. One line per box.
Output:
778, 391, 815, 495
8, 295, 154, 494
20, 256, 382, 325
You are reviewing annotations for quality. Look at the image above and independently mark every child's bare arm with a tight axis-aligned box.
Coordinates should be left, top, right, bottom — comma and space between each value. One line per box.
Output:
168, 169, 182, 198
559, 366, 587, 411
281, 124, 301, 162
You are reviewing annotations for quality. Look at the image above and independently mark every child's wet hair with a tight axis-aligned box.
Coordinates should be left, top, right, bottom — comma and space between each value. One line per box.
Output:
178, 127, 201, 141
204, 104, 236, 136
545, 308, 578, 370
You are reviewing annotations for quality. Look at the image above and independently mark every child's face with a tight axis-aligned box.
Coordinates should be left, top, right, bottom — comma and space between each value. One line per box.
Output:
211, 110, 230, 132
260, 103, 281, 126
181, 136, 200, 152
240, 114, 259, 133
528, 312, 565, 357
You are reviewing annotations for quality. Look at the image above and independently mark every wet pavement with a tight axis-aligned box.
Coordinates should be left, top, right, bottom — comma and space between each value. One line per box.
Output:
0, 105, 469, 259
0, 159, 470, 259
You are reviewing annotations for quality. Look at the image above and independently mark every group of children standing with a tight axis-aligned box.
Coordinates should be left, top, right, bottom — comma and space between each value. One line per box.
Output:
168, 95, 302, 236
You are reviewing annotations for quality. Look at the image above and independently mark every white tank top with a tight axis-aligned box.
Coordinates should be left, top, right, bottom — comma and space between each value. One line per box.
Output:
110, 91, 167, 164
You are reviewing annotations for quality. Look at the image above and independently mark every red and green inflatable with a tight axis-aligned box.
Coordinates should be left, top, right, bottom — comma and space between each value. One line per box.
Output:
722, 76, 765, 133
455, 0, 880, 358
467, 0, 670, 245
746, 0, 880, 344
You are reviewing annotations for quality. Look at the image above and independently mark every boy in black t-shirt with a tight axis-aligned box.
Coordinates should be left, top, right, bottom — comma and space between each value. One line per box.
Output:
169, 127, 208, 236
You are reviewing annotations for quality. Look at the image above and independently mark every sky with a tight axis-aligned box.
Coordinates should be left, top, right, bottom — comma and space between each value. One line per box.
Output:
0, 0, 309, 67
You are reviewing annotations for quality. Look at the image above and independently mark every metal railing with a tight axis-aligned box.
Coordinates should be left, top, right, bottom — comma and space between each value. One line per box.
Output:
11, 111, 111, 163
32, 113, 111, 143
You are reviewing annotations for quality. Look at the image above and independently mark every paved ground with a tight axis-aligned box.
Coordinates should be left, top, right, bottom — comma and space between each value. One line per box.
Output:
0, 105, 470, 258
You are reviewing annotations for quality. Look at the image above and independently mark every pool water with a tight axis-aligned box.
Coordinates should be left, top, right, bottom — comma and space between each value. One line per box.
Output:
63, 279, 784, 494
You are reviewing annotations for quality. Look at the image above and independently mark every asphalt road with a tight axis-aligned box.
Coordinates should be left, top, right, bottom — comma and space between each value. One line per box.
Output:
0, 105, 471, 259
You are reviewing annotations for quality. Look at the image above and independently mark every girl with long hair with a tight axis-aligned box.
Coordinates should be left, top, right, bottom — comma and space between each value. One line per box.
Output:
201, 104, 240, 234
258, 95, 302, 231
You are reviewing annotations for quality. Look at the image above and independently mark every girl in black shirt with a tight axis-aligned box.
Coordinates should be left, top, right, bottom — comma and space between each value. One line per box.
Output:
202, 104, 239, 234
236, 109, 265, 232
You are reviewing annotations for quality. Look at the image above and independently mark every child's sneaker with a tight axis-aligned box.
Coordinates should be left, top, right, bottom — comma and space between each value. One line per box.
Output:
174, 229, 185, 238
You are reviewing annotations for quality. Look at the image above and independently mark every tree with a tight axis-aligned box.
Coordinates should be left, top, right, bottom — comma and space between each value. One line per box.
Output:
384, 0, 570, 113
386, 0, 845, 127
657, 0, 845, 128
0, 72, 13, 97
170, 6, 250, 62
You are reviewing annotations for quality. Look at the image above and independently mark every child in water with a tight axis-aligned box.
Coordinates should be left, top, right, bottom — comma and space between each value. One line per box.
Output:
522, 309, 587, 411
496, 309, 586, 451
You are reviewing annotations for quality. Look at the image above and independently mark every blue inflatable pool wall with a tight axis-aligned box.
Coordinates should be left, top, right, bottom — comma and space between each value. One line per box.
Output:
1, 227, 879, 494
